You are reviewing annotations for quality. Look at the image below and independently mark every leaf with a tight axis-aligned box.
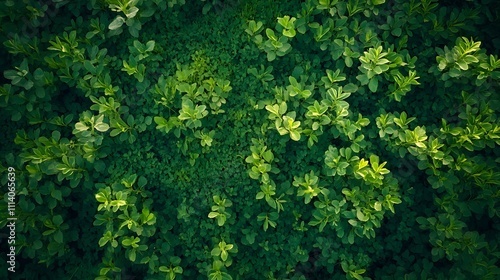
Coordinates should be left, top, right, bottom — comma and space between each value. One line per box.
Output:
75, 122, 88, 132
138, 176, 147, 188
99, 236, 110, 247
262, 150, 274, 162
95, 192, 108, 203
122, 237, 135, 247
52, 215, 63, 226
43, 229, 55, 236
154, 116, 167, 125
208, 212, 219, 218
51, 189, 62, 201
173, 266, 183, 274
4, 70, 19, 81
265, 104, 280, 117
348, 231, 355, 244
279, 102, 287, 115
343, 83, 358, 93
129, 250, 136, 262
145, 40, 155, 52
110, 129, 121, 137
456, 60, 468, 70
267, 51, 276, 61
265, 28, 277, 41
392, 27, 402, 37
283, 29, 296, 38
416, 217, 428, 226
95, 122, 110, 132
290, 130, 301, 141
125, 6, 139, 19
356, 74, 369, 85
109, 16, 125, 30
368, 77, 378, 92
202, 3, 212, 14
54, 230, 63, 243
211, 248, 221, 257
369, 154, 379, 169
356, 209, 368, 222
221, 250, 228, 261
256, 192, 264, 199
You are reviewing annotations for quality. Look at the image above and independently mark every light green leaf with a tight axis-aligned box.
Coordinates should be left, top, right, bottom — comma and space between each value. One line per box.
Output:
290, 130, 301, 141
95, 122, 110, 132
221, 250, 228, 261
208, 212, 219, 218
109, 16, 125, 30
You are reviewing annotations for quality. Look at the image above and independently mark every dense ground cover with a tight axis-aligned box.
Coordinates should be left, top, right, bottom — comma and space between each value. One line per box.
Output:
1, 0, 500, 279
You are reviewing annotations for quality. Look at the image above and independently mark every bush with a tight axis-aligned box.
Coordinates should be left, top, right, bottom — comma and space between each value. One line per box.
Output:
1, 0, 499, 279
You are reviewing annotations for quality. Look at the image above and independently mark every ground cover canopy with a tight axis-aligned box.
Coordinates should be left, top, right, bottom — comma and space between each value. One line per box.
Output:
0, 0, 499, 279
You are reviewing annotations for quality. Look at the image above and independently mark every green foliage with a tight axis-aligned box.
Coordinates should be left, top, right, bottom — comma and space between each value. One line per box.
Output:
159, 256, 183, 280
4, 59, 34, 90
208, 195, 233, 226
1, 0, 499, 279
251, 28, 293, 61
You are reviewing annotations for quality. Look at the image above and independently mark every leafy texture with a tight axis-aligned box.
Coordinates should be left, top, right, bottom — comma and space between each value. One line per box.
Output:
1, 0, 499, 279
